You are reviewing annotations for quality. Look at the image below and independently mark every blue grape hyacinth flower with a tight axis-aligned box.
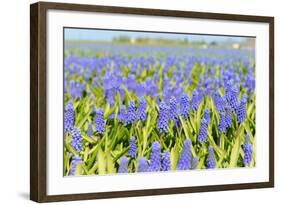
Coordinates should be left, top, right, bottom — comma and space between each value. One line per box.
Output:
128, 136, 137, 158
69, 156, 82, 176
225, 83, 239, 110
149, 141, 161, 172
212, 92, 226, 112
161, 151, 171, 171
71, 127, 82, 152
157, 101, 170, 133
191, 157, 198, 169
218, 112, 227, 133
192, 90, 202, 111
236, 96, 247, 124
169, 96, 180, 126
180, 93, 190, 119
198, 118, 208, 144
206, 146, 216, 169
64, 100, 75, 132
118, 105, 127, 124
87, 122, 93, 137
177, 139, 192, 170
225, 106, 232, 128
204, 109, 211, 124
95, 108, 105, 135
118, 156, 128, 173
138, 96, 147, 121
127, 101, 137, 124
70, 80, 85, 98
138, 157, 149, 172
243, 134, 253, 166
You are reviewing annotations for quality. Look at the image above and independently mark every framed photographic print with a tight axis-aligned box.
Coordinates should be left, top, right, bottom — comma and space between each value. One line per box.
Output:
30, 1, 274, 202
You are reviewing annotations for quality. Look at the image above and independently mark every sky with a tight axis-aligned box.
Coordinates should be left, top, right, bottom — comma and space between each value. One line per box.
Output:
64, 28, 249, 43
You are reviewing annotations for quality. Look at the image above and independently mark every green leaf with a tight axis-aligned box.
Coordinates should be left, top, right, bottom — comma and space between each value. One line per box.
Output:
106, 152, 116, 174
170, 145, 179, 170
97, 149, 106, 174
229, 125, 244, 167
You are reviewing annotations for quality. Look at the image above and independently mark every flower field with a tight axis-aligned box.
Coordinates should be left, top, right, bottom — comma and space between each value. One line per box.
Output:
63, 44, 255, 176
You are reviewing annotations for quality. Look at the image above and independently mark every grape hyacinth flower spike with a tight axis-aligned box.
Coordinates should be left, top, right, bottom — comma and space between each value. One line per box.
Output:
243, 134, 253, 166
64, 100, 75, 132
71, 127, 82, 152
191, 157, 198, 169
161, 151, 171, 171
236, 95, 247, 124
118, 156, 128, 173
138, 96, 147, 121
149, 141, 161, 171
206, 146, 216, 169
177, 139, 192, 170
128, 136, 137, 158
169, 96, 180, 126
218, 111, 227, 133
138, 157, 149, 172
198, 118, 208, 144
225, 106, 233, 128
192, 90, 201, 111
204, 109, 211, 124
118, 105, 127, 124
212, 92, 226, 112
180, 93, 190, 119
95, 108, 105, 135
87, 122, 93, 137
157, 101, 170, 133
127, 101, 137, 124
69, 156, 82, 176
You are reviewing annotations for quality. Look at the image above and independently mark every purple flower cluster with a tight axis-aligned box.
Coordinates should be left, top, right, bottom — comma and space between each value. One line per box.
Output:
138, 157, 149, 172
70, 80, 85, 98
236, 96, 247, 124
127, 101, 137, 124
138, 97, 147, 121
158, 101, 170, 133
180, 93, 190, 119
225, 106, 233, 128
161, 151, 171, 171
218, 112, 227, 133
69, 156, 82, 176
192, 89, 203, 111
198, 118, 208, 144
64, 100, 75, 132
149, 141, 161, 171
243, 134, 253, 166
191, 157, 198, 169
118, 105, 127, 124
212, 92, 226, 112
71, 127, 82, 152
87, 122, 93, 137
177, 139, 192, 170
128, 136, 137, 158
225, 82, 239, 110
206, 146, 216, 169
94, 108, 105, 135
118, 156, 128, 173
204, 109, 211, 124
169, 96, 180, 126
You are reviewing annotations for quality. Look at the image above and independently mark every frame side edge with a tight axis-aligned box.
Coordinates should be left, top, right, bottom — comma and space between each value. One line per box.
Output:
30, 2, 40, 202
269, 17, 274, 187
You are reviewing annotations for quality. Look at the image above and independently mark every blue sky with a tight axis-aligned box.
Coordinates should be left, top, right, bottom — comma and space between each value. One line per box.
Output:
64, 28, 248, 43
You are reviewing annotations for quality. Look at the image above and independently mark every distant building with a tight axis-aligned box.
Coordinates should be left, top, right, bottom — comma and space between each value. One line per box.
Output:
130, 37, 136, 44
232, 43, 241, 49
